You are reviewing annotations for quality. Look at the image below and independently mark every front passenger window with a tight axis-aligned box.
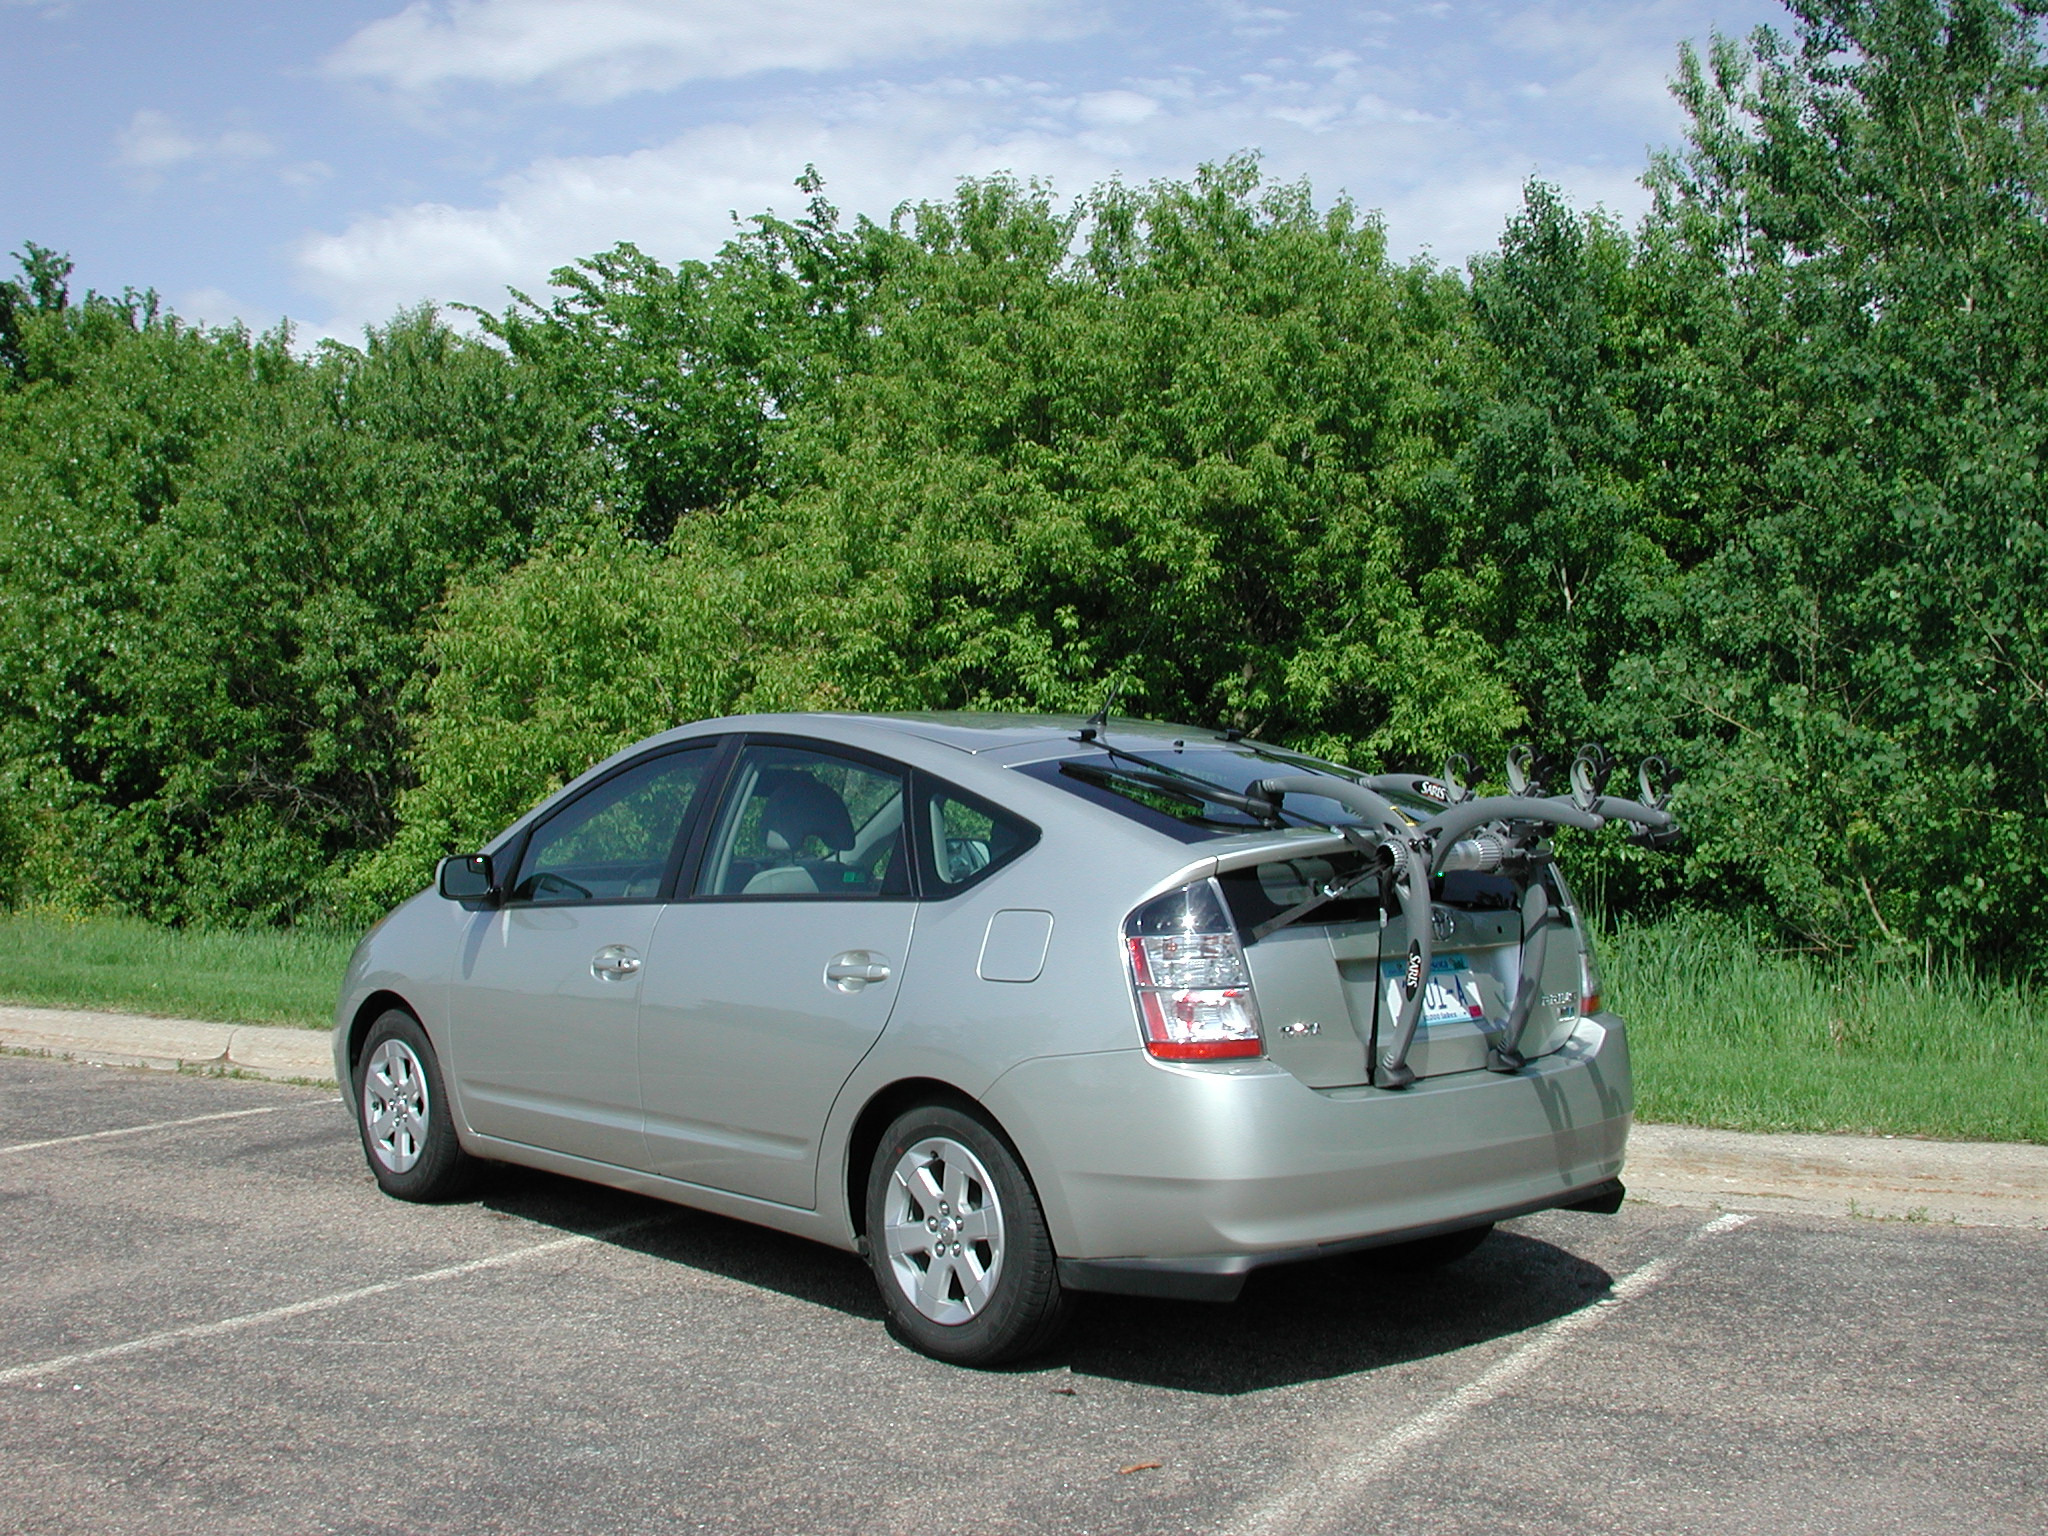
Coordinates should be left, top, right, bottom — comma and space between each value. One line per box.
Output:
512, 746, 714, 903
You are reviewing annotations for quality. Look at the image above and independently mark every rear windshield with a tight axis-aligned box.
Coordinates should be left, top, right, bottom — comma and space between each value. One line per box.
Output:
1011, 740, 1430, 843
1217, 858, 1544, 930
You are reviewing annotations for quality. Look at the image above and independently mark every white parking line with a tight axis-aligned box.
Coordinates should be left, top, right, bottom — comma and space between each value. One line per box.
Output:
0, 1105, 319, 1156
0, 1219, 660, 1388
1234, 1212, 1756, 1536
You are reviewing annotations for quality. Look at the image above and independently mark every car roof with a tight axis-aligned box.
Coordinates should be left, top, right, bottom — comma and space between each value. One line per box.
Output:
771, 711, 1227, 755
477, 708, 1357, 876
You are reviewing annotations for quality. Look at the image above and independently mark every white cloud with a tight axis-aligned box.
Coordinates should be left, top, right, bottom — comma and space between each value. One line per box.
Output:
113, 109, 274, 187
1214, 2, 1292, 39
1488, 1, 1717, 130
292, 56, 1671, 340
296, 80, 1113, 336
1076, 89, 1159, 127
325, 0, 1088, 103
279, 161, 335, 190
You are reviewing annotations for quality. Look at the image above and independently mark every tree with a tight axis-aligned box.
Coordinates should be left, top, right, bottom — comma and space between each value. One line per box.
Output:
0, 297, 602, 922
1621, 0, 2048, 961
355, 161, 1523, 907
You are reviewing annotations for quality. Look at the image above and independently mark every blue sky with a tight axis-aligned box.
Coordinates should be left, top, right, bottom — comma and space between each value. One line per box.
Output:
2, 0, 1785, 341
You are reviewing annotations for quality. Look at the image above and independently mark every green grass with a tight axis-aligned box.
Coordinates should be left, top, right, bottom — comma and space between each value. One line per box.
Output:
1604, 911, 2048, 1144
2, 905, 2042, 1142
0, 910, 358, 1030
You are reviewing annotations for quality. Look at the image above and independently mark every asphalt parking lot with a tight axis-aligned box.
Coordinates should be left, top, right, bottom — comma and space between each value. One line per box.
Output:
3, 1054, 2044, 1535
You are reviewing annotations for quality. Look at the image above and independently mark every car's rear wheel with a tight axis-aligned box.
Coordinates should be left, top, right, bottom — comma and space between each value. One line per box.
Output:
864, 1104, 1069, 1366
354, 1008, 477, 1202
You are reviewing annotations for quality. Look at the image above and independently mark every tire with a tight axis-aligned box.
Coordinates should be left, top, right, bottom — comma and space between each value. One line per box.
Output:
1374, 1222, 1493, 1271
864, 1104, 1070, 1367
353, 1008, 478, 1202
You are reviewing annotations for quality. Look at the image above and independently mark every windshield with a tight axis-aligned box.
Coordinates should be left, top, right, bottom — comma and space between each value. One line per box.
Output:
1013, 739, 1432, 842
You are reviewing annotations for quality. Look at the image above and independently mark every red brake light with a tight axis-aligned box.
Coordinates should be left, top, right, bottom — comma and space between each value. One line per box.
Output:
1123, 880, 1264, 1061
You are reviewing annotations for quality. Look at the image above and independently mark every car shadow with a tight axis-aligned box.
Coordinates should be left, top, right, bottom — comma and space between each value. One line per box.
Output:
1056, 1232, 1614, 1394
476, 1169, 887, 1320
477, 1170, 1614, 1396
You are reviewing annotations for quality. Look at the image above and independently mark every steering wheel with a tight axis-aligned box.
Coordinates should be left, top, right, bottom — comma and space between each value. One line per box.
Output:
527, 871, 594, 901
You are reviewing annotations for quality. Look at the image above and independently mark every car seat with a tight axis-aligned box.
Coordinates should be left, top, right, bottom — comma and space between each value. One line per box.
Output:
741, 774, 858, 894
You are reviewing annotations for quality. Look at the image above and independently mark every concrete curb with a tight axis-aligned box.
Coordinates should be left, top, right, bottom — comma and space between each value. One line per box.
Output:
1624, 1123, 2048, 1229
0, 1004, 334, 1085
5, 1003, 2046, 1229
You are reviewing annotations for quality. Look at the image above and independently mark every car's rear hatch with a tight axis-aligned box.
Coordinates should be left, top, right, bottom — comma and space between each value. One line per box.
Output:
1217, 845, 1591, 1088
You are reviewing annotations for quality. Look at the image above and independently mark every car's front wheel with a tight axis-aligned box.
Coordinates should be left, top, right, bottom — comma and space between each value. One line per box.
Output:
353, 1008, 478, 1202
864, 1104, 1069, 1366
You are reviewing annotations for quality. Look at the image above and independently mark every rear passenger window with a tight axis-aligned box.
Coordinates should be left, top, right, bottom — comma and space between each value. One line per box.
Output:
697, 743, 911, 898
919, 781, 1038, 896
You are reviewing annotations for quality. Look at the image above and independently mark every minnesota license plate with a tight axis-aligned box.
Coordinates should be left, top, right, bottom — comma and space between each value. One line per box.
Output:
1381, 954, 1488, 1028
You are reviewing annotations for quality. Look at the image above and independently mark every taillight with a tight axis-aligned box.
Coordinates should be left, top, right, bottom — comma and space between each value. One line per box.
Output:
1123, 878, 1264, 1060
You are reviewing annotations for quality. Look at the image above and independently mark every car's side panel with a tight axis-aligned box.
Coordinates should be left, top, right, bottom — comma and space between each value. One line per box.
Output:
811, 825, 1151, 1240
445, 903, 659, 1168
463, 1130, 852, 1250
636, 899, 918, 1207
331, 890, 459, 1088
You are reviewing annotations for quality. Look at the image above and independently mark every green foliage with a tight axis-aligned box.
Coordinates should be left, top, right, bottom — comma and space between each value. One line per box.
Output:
1606, 908, 2048, 1142
1449, 1, 2048, 968
1622, 0, 2048, 964
0, 282, 600, 924
0, 906, 354, 1027
351, 159, 1526, 908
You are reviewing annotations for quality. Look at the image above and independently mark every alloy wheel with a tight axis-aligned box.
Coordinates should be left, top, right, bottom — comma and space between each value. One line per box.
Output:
880, 1135, 1007, 1325
362, 1038, 431, 1174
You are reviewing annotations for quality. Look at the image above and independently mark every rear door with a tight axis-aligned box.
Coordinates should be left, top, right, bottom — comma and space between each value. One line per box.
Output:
448, 742, 720, 1167
635, 738, 917, 1208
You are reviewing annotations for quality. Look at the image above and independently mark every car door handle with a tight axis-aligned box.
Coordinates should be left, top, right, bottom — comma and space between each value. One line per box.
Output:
825, 952, 891, 992
592, 945, 643, 981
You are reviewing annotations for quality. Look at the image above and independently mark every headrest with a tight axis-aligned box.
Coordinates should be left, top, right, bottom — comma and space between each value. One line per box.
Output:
758, 773, 856, 856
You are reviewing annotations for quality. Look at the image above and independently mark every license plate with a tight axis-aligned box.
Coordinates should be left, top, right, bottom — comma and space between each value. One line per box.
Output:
1381, 954, 1488, 1028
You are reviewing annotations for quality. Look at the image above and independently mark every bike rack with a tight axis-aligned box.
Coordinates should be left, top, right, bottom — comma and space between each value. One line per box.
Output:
1253, 744, 1680, 1089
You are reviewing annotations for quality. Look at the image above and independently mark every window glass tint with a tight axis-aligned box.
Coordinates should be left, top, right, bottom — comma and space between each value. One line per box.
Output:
1218, 851, 1384, 933
512, 747, 714, 903
1014, 743, 1402, 841
698, 744, 909, 898
923, 783, 1036, 893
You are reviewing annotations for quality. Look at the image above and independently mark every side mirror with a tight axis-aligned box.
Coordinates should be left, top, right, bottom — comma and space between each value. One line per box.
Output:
437, 853, 499, 905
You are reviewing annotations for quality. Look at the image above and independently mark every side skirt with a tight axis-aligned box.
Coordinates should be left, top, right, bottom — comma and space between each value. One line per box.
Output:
464, 1132, 857, 1253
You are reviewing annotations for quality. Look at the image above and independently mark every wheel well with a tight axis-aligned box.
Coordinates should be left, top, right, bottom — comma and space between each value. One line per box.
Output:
346, 991, 418, 1079
843, 1078, 988, 1241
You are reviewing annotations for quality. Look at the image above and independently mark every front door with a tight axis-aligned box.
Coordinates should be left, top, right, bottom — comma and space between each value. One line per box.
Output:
637, 740, 917, 1208
448, 743, 720, 1167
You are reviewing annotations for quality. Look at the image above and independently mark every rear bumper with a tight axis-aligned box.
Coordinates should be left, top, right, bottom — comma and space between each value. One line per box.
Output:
1057, 1178, 1626, 1301
982, 1015, 1633, 1297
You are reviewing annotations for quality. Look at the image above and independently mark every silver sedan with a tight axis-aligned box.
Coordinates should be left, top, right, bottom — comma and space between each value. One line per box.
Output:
336, 713, 1643, 1365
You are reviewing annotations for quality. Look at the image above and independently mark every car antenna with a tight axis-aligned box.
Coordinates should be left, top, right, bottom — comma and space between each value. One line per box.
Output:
1076, 676, 1125, 743
1076, 604, 1170, 744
